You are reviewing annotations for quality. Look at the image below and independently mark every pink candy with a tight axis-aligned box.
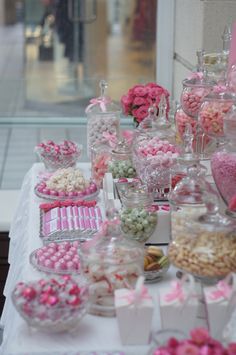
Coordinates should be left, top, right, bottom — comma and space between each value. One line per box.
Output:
34, 242, 80, 273
36, 140, 80, 158
181, 88, 207, 117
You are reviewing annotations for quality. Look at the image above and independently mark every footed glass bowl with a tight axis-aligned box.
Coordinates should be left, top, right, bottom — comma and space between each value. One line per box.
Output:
35, 140, 82, 172
12, 276, 89, 333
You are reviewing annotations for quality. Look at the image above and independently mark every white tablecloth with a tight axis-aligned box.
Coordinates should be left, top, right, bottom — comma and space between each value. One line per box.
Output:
0, 163, 206, 355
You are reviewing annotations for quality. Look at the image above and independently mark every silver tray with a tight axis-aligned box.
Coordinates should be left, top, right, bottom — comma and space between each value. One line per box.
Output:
39, 210, 97, 244
29, 248, 81, 275
34, 185, 100, 201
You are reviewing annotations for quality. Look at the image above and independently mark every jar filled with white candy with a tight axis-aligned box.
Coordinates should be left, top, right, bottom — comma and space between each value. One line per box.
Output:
79, 211, 144, 317
108, 137, 137, 179
85, 80, 121, 158
119, 183, 157, 243
168, 184, 236, 284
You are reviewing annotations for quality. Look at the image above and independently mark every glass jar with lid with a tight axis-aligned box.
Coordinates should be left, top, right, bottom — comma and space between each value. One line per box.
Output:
108, 137, 137, 179
119, 183, 157, 243
198, 91, 236, 148
168, 186, 236, 284
181, 70, 215, 119
91, 143, 112, 188
211, 104, 236, 217
79, 212, 144, 317
85, 80, 121, 158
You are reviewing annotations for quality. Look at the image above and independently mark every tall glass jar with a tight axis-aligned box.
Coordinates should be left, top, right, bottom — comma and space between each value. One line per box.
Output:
198, 91, 236, 148
211, 104, 236, 217
79, 213, 144, 317
168, 188, 236, 284
181, 73, 215, 118
119, 184, 157, 244
85, 80, 121, 158
108, 138, 137, 179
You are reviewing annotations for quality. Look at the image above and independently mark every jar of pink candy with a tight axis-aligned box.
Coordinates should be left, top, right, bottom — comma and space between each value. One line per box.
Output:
79, 213, 144, 317
35, 140, 82, 172
198, 91, 236, 146
91, 143, 112, 188
85, 80, 121, 158
181, 73, 215, 118
211, 104, 236, 217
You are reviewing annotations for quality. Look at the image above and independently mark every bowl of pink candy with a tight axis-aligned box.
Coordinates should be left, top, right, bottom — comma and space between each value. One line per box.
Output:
12, 275, 89, 333
35, 140, 82, 172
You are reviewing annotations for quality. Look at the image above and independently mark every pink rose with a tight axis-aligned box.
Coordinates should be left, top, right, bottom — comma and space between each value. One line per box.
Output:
227, 343, 236, 355
176, 343, 199, 355
133, 85, 148, 97
134, 105, 149, 122
148, 87, 166, 99
133, 96, 147, 106
190, 328, 210, 346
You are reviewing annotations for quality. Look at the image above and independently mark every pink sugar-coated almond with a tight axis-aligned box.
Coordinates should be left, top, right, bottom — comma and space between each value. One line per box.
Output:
48, 242, 58, 250
42, 188, 50, 195
69, 246, 77, 254
68, 191, 74, 197
72, 240, 80, 248
77, 192, 85, 198
47, 247, 56, 255
42, 252, 51, 259
67, 251, 75, 258
49, 190, 58, 196
50, 255, 59, 263
54, 262, 62, 270
43, 259, 54, 268
63, 254, 72, 262
36, 249, 44, 257
66, 261, 74, 269
59, 241, 71, 250
58, 191, 66, 197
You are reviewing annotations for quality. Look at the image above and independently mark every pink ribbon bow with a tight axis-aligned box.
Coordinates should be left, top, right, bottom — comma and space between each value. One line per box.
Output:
118, 276, 152, 305
213, 85, 228, 94
164, 281, 186, 303
209, 280, 232, 301
85, 96, 112, 113
102, 131, 117, 148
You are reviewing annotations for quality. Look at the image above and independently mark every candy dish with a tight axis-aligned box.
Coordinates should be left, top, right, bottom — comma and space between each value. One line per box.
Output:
12, 276, 89, 333
34, 181, 99, 201
29, 241, 81, 275
35, 140, 82, 172
144, 246, 170, 283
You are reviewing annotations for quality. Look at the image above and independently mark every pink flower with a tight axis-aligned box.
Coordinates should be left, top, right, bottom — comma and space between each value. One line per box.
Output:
133, 96, 147, 106
227, 343, 236, 354
135, 105, 149, 122
176, 343, 199, 355
148, 87, 166, 99
190, 328, 210, 346
133, 85, 148, 97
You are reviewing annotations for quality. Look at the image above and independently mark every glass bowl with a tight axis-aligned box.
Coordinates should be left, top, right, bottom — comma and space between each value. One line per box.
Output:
35, 140, 82, 172
144, 246, 170, 283
12, 275, 89, 333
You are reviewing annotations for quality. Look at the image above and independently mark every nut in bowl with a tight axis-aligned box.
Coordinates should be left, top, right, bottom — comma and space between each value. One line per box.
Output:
144, 246, 170, 283
12, 275, 89, 333
35, 140, 82, 172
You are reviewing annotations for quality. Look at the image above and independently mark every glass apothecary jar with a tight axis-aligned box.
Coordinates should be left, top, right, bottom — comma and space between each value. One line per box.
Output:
85, 80, 121, 158
108, 138, 137, 179
181, 74, 215, 118
79, 214, 144, 317
91, 143, 111, 188
119, 184, 157, 243
198, 91, 236, 147
168, 189, 236, 284
228, 63, 236, 93
211, 104, 236, 217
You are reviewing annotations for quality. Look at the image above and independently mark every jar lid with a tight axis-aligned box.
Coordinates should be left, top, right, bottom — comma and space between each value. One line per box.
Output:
202, 91, 236, 102
85, 80, 121, 114
80, 213, 143, 264
111, 137, 131, 156
169, 165, 207, 206
182, 74, 215, 88
120, 183, 154, 207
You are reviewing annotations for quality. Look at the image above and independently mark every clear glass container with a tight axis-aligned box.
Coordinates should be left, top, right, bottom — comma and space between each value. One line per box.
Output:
79, 213, 144, 317
168, 179, 236, 283
119, 183, 157, 243
181, 73, 215, 119
211, 104, 236, 217
85, 80, 121, 158
91, 143, 111, 188
228, 63, 236, 93
198, 91, 236, 147
108, 138, 137, 179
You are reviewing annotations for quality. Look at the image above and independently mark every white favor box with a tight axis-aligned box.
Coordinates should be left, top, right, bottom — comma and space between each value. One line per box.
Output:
159, 286, 199, 334
148, 205, 171, 244
115, 288, 154, 345
203, 286, 232, 339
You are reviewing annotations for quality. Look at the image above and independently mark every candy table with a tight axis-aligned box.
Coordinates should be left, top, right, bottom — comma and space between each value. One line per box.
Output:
0, 163, 207, 355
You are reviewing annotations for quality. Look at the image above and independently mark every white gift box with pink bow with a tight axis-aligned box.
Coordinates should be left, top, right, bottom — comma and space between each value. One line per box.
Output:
203, 273, 236, 339
114, 276, 154, 345
159, 274, 200, 334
